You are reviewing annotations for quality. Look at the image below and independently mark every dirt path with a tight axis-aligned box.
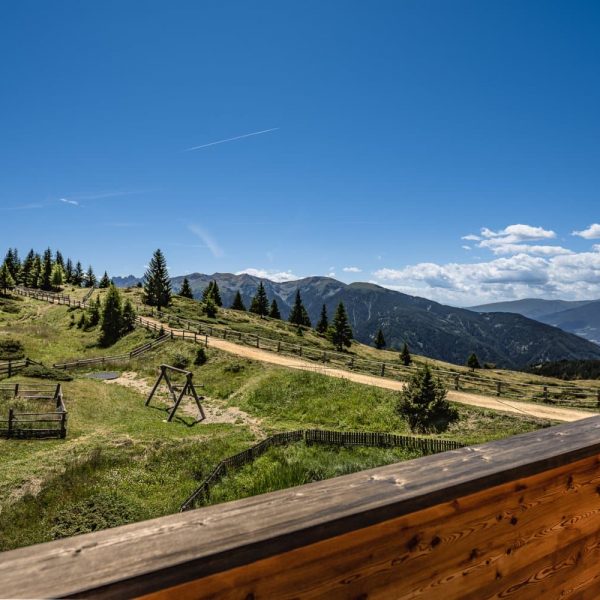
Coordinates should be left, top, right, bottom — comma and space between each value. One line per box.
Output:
141, 317, 597, 423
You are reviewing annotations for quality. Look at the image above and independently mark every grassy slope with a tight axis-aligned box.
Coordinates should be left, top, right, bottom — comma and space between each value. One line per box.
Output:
0, 294, 553, 550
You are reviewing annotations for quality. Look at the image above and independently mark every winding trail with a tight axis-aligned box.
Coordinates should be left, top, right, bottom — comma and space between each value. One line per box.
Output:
143, 317, 594, 423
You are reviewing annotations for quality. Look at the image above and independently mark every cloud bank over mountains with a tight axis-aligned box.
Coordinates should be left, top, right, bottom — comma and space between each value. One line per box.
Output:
373, 223, 600, 305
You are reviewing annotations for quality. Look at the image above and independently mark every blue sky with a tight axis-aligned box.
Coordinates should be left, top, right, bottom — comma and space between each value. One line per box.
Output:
2, 0, 600, 305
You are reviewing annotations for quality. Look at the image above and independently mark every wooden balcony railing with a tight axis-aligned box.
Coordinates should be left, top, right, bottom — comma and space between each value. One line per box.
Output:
2, 416, 600, 598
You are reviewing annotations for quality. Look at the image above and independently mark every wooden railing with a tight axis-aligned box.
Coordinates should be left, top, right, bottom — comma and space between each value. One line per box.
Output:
3, 417, 600, 598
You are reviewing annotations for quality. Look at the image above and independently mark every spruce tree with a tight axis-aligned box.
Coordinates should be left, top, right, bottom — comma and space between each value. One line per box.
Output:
210, 280, 222, 306
375, 328, 386, 350
64, 258, 74, 283
73, 261, 84, 287
98, 271, 111, 288
122, 300, 136, 333
88, 297, 101, 327
231, 290, 246, 311
50, 263, 64, 289
269, 298, 281, 319
202, 281, 213, 302
143, 249, 172, 310
179, 277, 194, 298
54, 250, 64, 269
316, 304, 329, 334
100, 285, 124, 346
203, 297, 217, 318
0, 262, 15, 294
20, 250, 36, 286
400, 342, 411, 366
30, 255, 42, 288
328, 301, 352, 350
467, 353, 481, 371
396, 365, 458, 433
288, 289, 311, 327
3, 249, 20, 282
40, 248, 53, 291
249, 282, 269, 317
85, 265, 97, 288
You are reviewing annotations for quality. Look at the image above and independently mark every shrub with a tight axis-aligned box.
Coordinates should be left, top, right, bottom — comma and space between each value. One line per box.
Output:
396, 365, 458, 433
20, 364, 73, 381
0, 338, 25, 360
171, 352, 190, 370
224, 362, 244, 373
194, 347, 208, 366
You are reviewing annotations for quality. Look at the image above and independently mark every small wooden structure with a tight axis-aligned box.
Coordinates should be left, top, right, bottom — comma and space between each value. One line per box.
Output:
145, 364, 205, 423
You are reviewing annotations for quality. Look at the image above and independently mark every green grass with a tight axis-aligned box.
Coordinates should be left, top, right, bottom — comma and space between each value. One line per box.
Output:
0, 294, 556, 552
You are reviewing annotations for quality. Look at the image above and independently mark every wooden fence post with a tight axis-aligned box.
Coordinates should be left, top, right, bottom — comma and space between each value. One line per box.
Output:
381, 363, 386, 377
454, 374, 460, 390
256, 336, 260, 348
298, 346, 302, 357
496, 382, 501, 397
7, 360, 11, 378
543, 386, 549, 403
277, 341, 281, 352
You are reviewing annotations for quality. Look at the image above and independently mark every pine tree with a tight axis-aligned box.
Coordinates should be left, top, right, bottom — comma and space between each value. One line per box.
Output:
100, 285, 124, 346
54, 250, 64, 269
328, 301, 352, 350
249, 282, 269, 317
375, 328, 386, 350
269, 298, 281, 319
203, 297, 217, 318
288, 289, 311, 327
202, 281, 214, 302
467, 353, 481, 371
210, 280, 222, 306
122, 300, 136, 333
316, 304, 329, 334
231, 290, 246, 311
98, 271, 111, 288
179, 277, 194, 299
64, 258, 74, 283
88, 297, 101, 327
20, 250, 36, 286
85, 265, 97, 288
3, 249, 20, 282
30, 255, 42, 288
40, 248, 53, 291
73, 262, 84, 287
143, 249, 172, 309
400, 342, 411, 366
396, 365, 458, 433
50, 263, 64, 289
0, 262, 15, 294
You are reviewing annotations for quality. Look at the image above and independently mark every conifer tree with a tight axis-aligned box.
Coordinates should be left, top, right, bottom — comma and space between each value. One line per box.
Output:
3, 249, 20, 282
54, 250, 64, 269
400, 342, 412, 366
231, 290, 246, 311
64, 258, 74, 284
20, 250, 36, 286
50, 263, 64, 289
288, 289, 311, 327
316, 304, 329, 334
375, 328, 386, 350
178, 277, 194, 299
143, 249, 172, 310
98, 271, 111, 288
30, 255, 42, 288
85, 265, 97, 288
203, 297, 217, 318
210, 280, 222, 306
328, 301, 352, 350
40, 248, 53, 290
467, 353, 481, 371
249, 282, 269, 317
122, 300, 136, 333
100, 285, 124, 346
0, 262, 15, 294
202, 281, 214, 302
269, 298, 281, 319
73, 261, 84, 287
88, 297, 101, 327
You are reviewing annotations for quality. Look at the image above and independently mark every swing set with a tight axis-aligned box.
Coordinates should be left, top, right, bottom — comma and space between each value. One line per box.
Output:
145, 364, 206, 423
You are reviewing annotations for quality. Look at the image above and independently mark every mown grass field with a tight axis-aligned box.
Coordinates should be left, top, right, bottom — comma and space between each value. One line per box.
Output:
0, 293, 556, 551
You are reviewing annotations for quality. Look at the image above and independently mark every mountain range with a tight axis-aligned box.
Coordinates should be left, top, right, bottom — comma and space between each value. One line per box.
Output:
112, 273, 600, 368
470, 299, 600, 345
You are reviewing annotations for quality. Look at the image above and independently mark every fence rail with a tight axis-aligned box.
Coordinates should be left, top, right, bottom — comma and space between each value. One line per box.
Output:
180, 429, 464, 511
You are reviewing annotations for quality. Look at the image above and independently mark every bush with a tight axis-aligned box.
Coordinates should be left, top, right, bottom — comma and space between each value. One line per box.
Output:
171, 352, 190, 370
224, 362, 245, 374
21, 364, 73, 381
194, 347, 208, 366
396, 365, 458, 433
0, 338, 25, 360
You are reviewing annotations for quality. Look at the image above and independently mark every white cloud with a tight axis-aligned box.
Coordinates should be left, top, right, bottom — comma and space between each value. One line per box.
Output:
461, 234, 481, 241
573, 224, 600, 239
59, 198, 79, 206
327, 271, 336, 278
342, 266, 362, 273
187, 224, 224, 258
236, 268, 301, 282
462, 245, 471, 251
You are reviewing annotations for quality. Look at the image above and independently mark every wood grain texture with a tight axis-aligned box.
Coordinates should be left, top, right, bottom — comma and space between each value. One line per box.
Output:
3, 417, 600, 598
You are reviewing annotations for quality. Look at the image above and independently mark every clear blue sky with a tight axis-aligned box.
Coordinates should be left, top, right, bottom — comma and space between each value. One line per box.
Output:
2, 1, 600, 304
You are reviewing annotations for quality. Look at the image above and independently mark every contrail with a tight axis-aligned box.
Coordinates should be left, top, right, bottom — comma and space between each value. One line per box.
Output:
186, 127, 279, 151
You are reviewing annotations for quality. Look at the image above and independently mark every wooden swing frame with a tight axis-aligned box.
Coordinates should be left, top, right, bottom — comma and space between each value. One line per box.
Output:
145, 364, 206, 423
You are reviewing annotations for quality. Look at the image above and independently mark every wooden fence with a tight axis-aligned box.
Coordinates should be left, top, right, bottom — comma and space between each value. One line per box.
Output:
180, 429, 464, 511
4, 417, 600, 598
0, 382, 67, 439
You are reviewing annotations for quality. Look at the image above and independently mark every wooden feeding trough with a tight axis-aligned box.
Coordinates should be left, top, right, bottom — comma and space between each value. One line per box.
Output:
145, 364, 205, 423
0, 382, 67, 439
